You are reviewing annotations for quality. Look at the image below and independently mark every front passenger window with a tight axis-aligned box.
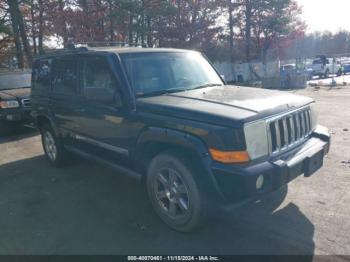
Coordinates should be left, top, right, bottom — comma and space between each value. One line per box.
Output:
82, 56, 121, 105
82, 56, 115, 91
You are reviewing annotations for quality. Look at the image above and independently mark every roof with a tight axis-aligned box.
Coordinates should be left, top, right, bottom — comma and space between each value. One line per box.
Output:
35, 46, 198, 59
88, 47, 196, 54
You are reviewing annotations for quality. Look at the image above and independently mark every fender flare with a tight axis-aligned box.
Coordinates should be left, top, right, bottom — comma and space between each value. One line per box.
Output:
32, 112, 59, 135
137, 127, 226, 200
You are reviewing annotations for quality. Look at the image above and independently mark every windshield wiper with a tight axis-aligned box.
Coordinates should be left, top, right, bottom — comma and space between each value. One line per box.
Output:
192, 83, 223, 90
136, 83, 223, 98
164, 83, 223, 94
136, 90, 170, 97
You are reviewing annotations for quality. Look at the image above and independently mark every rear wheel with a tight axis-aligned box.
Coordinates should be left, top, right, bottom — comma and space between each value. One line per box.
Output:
41, 124, 68, 167
147, 152, 208, 232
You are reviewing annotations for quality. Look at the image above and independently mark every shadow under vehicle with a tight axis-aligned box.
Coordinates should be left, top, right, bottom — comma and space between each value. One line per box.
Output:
0, 155, 315, 256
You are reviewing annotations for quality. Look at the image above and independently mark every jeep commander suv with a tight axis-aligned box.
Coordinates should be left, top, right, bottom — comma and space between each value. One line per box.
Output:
31, 46, 330, 232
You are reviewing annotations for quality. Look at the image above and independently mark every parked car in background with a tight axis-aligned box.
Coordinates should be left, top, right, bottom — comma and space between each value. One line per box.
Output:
31, 46, 330, 232
342, 60, 350, 75
0, 70, 32, 131
308, 55, 342, 78
279, 63, 312, 85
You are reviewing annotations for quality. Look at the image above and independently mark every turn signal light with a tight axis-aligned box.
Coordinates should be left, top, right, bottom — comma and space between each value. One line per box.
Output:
209, 148, 250, 164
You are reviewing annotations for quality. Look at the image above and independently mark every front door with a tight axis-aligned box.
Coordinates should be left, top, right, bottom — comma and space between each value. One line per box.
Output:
73, 54, 130, 158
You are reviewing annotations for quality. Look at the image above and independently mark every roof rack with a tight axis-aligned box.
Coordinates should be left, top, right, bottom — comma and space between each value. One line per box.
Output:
36, 41, 149, 58
75, 41, 149, 48
38, 46, 89, 57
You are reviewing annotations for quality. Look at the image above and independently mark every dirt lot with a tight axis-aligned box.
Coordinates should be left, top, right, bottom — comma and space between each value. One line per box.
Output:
0, 84, 349, 256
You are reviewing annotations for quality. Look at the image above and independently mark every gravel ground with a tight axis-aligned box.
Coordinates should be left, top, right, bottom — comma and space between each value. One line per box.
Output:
0, 84, 349, 257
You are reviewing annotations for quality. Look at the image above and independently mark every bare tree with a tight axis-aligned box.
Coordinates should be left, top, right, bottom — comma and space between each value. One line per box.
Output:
7, 0, 32, 66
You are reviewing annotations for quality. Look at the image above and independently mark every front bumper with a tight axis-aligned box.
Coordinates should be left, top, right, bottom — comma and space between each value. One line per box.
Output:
211, 125, 330, 202
0, 107, 32, 125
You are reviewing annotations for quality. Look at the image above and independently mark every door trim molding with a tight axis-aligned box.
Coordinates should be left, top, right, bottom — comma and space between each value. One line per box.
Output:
74, 134, 129, 156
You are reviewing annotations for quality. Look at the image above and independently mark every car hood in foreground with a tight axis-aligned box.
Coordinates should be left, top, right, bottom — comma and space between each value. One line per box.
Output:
0, 87, 31, 100
136, 85, 313, 127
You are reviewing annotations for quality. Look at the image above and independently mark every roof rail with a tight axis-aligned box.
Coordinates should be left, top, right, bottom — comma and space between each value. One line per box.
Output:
37, 46, 89, 57
75, 41, 148, 48
35, 41, 149, 58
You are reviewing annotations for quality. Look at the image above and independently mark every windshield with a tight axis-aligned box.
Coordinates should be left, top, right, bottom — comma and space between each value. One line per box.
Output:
120, 52, 223, 97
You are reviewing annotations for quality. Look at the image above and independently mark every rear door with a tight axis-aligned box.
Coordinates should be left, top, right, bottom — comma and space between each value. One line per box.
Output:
50, 55, 82, 134
31, 58, 52, 115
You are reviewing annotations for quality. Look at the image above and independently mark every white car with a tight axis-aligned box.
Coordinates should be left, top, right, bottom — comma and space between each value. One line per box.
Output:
308, 56, 342, 78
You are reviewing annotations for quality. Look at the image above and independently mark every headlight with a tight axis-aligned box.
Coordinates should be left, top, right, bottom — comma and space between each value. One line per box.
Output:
244, 120, 269, 160
0, 100, 20, 109
310, 103, 318, 131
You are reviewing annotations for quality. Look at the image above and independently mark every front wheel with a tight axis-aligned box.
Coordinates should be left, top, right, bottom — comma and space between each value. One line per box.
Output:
147, 152, 207, 232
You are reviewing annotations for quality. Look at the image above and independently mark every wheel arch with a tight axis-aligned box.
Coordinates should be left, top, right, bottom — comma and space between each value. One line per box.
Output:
35, 114, 58, 134
135, 127, 224, 200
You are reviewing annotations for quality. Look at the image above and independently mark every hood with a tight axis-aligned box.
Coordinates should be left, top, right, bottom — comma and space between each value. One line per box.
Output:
136, 85, 313, 127
0, 87, 31, 101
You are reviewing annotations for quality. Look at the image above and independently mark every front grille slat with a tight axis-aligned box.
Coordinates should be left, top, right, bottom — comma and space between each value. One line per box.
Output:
274, 121, 281, 150
295, 114, 301, 140
289, 116, 295, 143
21, 98, 30, 108
282, 118, 289, 146
268, 107, 312, 154
305, 110, 310, 134
300, 113, 305, 137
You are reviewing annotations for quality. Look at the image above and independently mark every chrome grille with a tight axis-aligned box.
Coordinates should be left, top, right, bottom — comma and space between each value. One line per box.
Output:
21, 98, 30, 108
267, 107, 312, 154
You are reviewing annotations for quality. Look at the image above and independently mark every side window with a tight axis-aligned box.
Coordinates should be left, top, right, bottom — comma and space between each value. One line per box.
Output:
32, 59, 51, 90
82, 55, 120, 105
82, 56, 116, 90
52, 57, 78, 95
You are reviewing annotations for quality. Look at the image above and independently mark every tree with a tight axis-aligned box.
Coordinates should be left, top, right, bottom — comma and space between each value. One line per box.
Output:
7, 0, 33, 65
153, 0, 223, 50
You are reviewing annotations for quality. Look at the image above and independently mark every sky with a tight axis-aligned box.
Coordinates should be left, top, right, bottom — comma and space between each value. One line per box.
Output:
297, 0, 350, 33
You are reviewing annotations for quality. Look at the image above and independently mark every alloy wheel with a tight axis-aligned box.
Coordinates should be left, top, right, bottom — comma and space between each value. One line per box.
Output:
44, 131, 57, 161
154, 167, 190, 219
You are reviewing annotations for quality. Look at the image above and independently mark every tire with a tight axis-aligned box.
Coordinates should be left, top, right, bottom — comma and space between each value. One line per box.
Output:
146, 152, 208, 232
41, 124, 68, 167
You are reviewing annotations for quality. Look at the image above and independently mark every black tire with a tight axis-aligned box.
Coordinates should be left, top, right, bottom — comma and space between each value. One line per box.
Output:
40, 124, 68, 167
147, 152, 208, 232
